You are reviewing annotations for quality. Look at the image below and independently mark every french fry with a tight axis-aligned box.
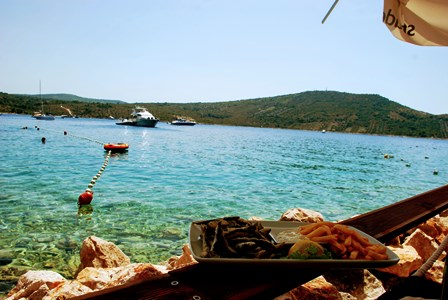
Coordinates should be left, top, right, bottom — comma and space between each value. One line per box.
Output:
329, 240, 347, 254
344, 235, 352, 246
351, 239, 367, 256
299, 221, 334, 235
298, 221, 390, 261
350, 230, 371, 246
298, 223, 320, 235
298, 223, 321, 234
349, 250, 359, 259
368, 244, 387, 254
366, 249, 389, 260
307, 225, 332, 238
310, 234, 338, 243
334, 224, 355, 236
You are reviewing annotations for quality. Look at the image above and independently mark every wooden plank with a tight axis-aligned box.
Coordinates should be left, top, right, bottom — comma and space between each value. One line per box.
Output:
339, 184, 448, 242
73, 265, 319, 300
72, 273, 213, 300
168, 264, 321, 300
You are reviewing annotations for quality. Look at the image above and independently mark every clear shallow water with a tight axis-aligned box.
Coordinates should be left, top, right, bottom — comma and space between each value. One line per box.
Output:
0, 114, 447, 286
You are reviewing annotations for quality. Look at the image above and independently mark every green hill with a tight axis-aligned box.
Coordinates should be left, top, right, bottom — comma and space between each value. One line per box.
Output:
1, 90, 447, 138
21, 93, 126, 104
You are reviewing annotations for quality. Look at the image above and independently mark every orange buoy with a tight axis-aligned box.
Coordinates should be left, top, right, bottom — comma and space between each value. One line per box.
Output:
103, 143, 129, 153
78, 191, 93, 205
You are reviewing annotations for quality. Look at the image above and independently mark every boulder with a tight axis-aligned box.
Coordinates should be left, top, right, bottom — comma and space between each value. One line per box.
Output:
75, 267, 118, 291
279, 208, 324, 223
323, 270, 386, 300
6, 246, 165, 299
417, 219, 440, 240
425, 259, 445, 284
378, 245, 423, 277
275, 275, 342, 299
76, 236, 131, 275
5, 270, 66, 300
46, 280, 93, 299
166, 244, 198, 270
76, 263, 163, 290
402, 229, 438, 263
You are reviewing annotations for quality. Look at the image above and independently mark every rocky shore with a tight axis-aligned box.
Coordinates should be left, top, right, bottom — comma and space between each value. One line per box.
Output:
4, 207, 448, 300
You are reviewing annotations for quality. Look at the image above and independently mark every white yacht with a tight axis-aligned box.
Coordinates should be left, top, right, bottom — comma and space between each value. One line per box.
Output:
116, 106, 159, 128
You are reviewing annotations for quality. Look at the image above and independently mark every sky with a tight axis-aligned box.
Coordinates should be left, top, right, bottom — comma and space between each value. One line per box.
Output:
1, 0, 447, 115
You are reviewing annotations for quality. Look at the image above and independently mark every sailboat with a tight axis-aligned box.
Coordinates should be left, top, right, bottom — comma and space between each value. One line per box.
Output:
33, 80, 55, 120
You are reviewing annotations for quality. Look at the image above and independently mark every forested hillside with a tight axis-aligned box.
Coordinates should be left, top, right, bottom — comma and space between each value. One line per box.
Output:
22, 93, 126, 104
1, 91, 447, 138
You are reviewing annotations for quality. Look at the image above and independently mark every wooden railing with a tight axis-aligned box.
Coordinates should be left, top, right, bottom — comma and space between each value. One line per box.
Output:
340, 184, 448, 243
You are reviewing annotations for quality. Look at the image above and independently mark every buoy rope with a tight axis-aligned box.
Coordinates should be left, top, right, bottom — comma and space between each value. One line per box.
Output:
37, 127, 105, 145
32, 125, 118, 207
413, 233, 448, 277
86, 150, 111, 191
78, 149, 112, 207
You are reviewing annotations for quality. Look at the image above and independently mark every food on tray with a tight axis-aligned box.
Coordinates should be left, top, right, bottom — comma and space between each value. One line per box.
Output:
298, 222, 389, 260
193, 217, 390, 261
287, 240, 332, 259
192, 216, 290, 259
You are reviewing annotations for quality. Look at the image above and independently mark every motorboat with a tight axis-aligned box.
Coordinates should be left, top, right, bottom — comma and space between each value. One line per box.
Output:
116, 106, 159, 127
171, 117, 197, 126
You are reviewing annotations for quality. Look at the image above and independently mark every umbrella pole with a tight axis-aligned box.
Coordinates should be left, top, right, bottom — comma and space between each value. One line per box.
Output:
322, 0, 340, 24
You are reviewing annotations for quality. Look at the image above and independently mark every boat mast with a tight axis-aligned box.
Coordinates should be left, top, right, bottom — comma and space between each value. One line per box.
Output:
39, 80, 43, 113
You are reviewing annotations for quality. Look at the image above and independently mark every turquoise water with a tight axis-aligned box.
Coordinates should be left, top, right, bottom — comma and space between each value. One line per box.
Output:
0, 114, 447, 290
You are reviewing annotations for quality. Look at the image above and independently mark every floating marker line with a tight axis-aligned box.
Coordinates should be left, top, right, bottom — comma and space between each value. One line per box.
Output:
32, 126, 123, 207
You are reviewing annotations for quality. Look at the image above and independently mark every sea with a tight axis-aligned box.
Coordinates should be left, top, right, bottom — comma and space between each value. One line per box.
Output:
0, 114, 447, 294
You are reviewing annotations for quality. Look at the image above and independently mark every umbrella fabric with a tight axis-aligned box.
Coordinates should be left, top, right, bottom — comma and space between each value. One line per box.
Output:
383, 0, 448, 46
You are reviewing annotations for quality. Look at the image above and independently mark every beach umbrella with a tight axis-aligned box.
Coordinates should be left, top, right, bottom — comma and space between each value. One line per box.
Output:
323, 0, 448, 46
383, 0, 448, 46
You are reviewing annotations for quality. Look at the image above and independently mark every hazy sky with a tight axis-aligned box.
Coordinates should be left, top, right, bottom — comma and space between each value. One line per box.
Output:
1, 1, 447, 114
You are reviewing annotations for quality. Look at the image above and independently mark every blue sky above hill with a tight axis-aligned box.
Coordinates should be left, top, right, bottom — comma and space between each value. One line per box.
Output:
0, 1, 447, 114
